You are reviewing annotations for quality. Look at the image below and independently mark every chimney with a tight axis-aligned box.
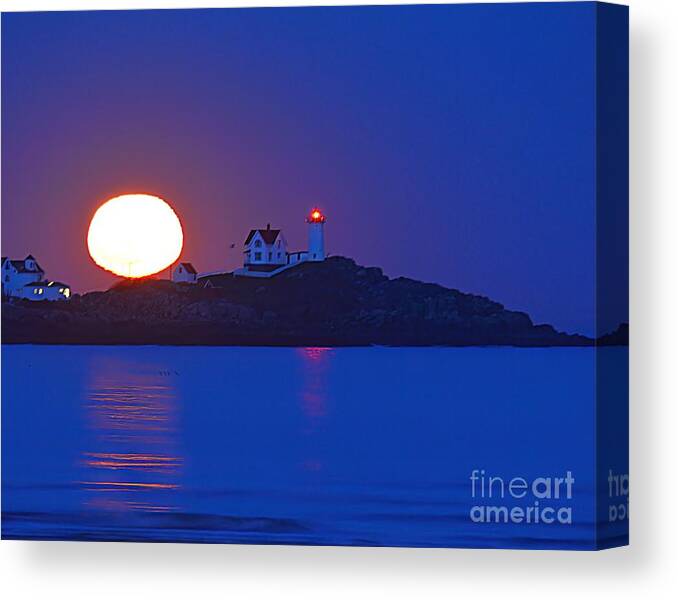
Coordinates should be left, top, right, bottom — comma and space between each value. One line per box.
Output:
267, 223, 271, 230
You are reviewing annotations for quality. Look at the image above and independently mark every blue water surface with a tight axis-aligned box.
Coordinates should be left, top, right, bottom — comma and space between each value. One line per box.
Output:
1, 345, 625, 548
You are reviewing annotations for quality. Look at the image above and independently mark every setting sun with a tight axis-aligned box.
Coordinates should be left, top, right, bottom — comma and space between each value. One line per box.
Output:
87, 194, 183, 278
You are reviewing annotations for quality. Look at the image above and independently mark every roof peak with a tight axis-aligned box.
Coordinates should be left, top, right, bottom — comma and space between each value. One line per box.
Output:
245, 228, 282, 245
178, 262, 197, 274
7, 256, 44, 273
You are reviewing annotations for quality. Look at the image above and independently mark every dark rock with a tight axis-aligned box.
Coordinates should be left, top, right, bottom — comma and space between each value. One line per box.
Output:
1, 256, 603, 347
597, 323, 629, 346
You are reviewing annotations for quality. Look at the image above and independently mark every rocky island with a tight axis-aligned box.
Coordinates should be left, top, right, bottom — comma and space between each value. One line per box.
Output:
1, 257, 625, 347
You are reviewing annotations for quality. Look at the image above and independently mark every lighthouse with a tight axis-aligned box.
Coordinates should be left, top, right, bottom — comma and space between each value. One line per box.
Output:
306, 208, 326, 261
232, 208, 327, 278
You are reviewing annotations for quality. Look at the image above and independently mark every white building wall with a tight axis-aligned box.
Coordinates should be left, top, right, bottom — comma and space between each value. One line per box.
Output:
245, 231, 287, 266
172, 265, 197, 283
288, 251, 308, 264
273, 234, 288, 264
307, 222, 325, 261
245, 232, 266, 265
2, 268, 43, 297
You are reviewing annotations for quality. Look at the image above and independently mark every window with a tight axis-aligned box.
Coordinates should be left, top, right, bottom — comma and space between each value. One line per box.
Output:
277, 241, 281, 248
254, 240, 262, 248
4, 275, 8, 282
254, 252, 262, 261
277, 253, 281, 259
268, 252, 272, 260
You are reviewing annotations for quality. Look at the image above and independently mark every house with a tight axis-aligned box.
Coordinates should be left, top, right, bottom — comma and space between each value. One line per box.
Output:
2, 255, 44, 296
243, 224, 288, 271
232, 209, 326, 278
172, 262, 198, 284
1, 255, 71, 301
22, 281, 71, 301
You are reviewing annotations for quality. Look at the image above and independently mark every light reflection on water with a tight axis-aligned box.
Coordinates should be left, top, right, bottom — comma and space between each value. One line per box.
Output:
298, 347, 333, 421
81, 348, 338, 507
297, 347, 334, 473
2, 345, 616, 547
82, 361, 182, 513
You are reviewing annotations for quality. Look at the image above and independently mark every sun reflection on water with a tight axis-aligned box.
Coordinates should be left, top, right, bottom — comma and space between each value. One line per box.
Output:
82, 362, 182, 513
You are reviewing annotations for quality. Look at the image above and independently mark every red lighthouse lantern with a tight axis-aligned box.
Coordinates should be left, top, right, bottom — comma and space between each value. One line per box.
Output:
307, 208, 326, 224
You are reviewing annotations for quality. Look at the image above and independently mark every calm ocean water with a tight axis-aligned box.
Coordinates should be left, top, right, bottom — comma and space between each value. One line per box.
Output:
1, 345, 626, 548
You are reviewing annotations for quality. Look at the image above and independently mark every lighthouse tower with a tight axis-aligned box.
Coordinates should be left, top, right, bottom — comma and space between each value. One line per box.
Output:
306, 208, 326, 261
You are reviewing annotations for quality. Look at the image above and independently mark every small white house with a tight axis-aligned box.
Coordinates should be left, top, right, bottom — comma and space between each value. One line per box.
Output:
1, 255, 71, 301
172, 262, 198, 283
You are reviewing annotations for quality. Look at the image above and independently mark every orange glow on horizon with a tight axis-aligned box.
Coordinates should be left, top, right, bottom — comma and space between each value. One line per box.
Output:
87, 193, 183, 278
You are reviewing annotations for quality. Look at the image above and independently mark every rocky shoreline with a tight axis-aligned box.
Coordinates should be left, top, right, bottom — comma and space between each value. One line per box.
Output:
1, 257, 627, 347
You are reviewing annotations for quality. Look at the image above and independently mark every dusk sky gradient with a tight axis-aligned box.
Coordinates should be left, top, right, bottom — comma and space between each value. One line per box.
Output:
1, 3, 626, 335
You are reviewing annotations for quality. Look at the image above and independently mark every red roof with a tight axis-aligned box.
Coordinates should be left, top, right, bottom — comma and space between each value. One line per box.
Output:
179, 262, 197, 274
7, 256, 44, 274
244, 228, 281, 245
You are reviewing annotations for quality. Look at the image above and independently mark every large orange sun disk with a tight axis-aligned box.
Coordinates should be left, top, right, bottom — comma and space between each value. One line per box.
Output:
87, 194, 183, 278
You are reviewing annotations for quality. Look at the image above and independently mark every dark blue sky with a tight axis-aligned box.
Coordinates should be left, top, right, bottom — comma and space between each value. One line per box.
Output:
2, 3, 625, 335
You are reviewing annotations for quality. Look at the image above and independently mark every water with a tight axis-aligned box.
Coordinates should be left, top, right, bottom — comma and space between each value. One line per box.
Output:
1, 345, 626, 548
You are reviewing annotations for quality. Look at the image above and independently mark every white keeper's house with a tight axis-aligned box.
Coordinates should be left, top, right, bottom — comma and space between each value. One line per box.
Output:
231, 208, 327, 278
1, 255, 71, 301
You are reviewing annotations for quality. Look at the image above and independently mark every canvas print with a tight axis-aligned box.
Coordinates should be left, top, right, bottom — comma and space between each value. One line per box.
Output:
1, 2, 629, 549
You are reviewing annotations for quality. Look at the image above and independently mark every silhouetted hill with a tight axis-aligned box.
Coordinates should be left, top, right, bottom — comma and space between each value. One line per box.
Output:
2, 256, 622, 347
596, 323, 629, 346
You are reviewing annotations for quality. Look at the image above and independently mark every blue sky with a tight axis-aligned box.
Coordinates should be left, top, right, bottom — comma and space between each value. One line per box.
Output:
1, 3, 627, 335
